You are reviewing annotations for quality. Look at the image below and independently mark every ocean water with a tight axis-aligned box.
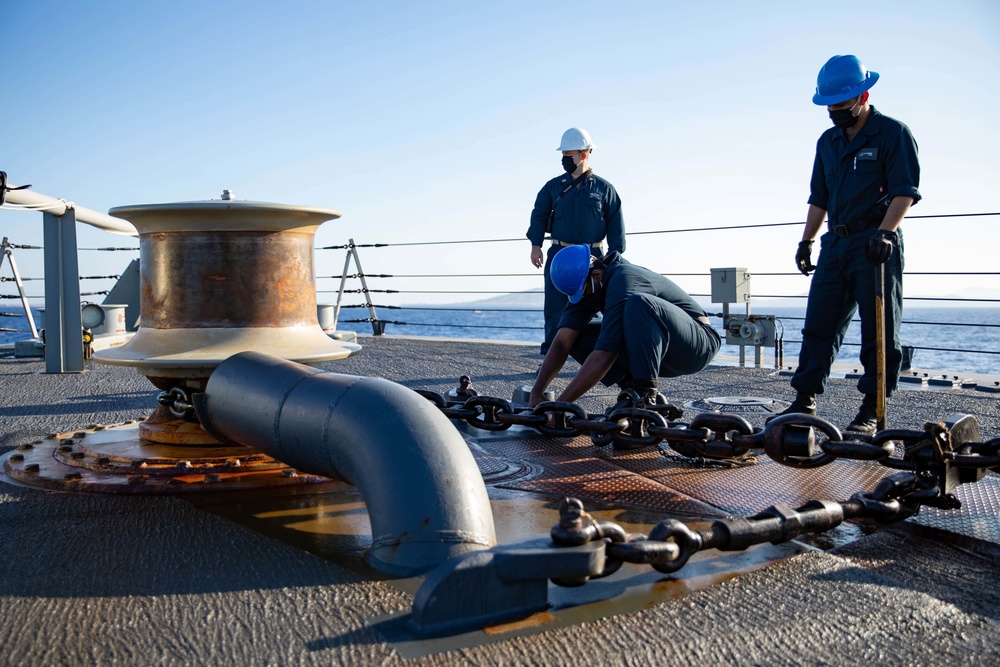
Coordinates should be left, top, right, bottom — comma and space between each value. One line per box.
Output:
334, 304, 1000, 376
4, 304, 1000, 376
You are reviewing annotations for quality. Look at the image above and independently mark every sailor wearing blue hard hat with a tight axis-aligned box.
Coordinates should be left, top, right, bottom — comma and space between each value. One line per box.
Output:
529, 245, 720, 415
526, 128, 626, 357
811, 54, 879, 106
771, 55, 921, 435
549, 242, 595, 305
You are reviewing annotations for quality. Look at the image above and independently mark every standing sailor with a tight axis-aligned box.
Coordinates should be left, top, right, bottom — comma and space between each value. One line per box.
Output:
773, 55, 921, 434
527, 128, 625, 355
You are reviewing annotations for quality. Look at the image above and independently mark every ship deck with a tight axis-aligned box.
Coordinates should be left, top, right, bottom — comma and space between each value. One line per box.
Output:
2, 335, 1000, 665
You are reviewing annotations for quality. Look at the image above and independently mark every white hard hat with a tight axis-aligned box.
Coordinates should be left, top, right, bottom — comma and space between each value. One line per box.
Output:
557, 127, 595, 151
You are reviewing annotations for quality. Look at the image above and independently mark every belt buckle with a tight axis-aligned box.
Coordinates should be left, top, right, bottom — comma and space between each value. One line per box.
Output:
833, 224, 849, 238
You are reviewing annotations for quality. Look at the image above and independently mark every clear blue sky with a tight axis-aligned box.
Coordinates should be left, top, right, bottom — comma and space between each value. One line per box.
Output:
2, 0, 999, 306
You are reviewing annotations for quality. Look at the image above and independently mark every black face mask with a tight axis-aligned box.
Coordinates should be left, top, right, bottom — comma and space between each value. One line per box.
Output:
581, 275, 603, 308
561, 155, 577, 173
829, 98, 862, 129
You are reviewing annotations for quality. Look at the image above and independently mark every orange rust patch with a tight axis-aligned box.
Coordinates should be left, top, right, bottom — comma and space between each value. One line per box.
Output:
482, 610, 558, 635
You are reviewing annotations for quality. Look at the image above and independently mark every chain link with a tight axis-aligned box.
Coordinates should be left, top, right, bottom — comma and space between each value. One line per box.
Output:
417, 383, 1000, 476
157, 387, 195, 420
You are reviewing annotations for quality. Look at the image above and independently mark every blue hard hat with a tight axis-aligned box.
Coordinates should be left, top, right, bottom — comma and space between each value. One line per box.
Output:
812, 55, 879, 106
550, 244, 594, 304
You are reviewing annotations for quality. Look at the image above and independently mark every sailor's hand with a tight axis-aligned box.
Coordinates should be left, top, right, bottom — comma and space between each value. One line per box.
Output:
528, 388, 547, 408
795, 240, 816, 276
864, 230, 896, 265
530, 246, 543, 269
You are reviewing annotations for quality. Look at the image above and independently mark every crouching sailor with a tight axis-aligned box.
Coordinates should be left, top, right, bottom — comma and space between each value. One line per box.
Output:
528, 244, 720, 409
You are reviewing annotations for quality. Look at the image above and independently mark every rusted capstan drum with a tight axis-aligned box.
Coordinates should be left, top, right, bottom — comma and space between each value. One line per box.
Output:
94, 196, 358, 445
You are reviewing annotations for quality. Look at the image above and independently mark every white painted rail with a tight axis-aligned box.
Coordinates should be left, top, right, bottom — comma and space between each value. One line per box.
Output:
4, 185, 137, 236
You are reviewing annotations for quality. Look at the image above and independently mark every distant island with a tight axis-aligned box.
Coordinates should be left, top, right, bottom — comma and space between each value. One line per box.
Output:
414, 289, 545, 309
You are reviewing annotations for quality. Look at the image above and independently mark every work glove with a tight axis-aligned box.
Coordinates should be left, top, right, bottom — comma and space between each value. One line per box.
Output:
795, 240, 816, 276
864, 230, 896, 265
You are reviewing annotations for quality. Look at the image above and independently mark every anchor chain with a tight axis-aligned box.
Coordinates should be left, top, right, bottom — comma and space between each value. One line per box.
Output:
416, 378, 1000, 475
423, 379, 1000, 575
409, 450, 987, 638
409, 383, 1000, 635
548, 471, 938, 583
414, 382, 868, 463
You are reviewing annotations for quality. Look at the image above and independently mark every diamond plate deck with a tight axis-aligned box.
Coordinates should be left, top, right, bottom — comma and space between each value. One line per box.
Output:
914, 475, 1000, 543
469, 428, 1000, 544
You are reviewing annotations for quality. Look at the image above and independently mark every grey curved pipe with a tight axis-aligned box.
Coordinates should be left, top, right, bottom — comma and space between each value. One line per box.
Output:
201, 351, 496, 576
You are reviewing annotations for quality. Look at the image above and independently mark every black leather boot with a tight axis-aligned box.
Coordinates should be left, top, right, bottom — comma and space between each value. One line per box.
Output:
845, 394, 878, 435
766, 392, 817, 423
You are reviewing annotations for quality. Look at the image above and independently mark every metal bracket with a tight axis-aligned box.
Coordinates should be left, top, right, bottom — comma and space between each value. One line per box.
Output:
914, 414, 986, 505
409, 538, 605, 637
334, 238, 383, 335
0, 237, 39, 338
42, 207, 84, 373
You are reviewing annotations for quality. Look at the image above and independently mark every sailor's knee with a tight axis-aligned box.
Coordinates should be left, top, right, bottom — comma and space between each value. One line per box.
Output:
624, 293, 657, 318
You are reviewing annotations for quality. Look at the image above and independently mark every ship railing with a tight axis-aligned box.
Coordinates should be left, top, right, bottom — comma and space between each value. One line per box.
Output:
316, 212, 1000, 377
0, 180, 137, 372
2, 189, 999, 379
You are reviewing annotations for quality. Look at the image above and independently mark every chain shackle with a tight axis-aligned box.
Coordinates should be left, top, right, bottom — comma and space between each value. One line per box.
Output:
645, 518, 704, 573
762, 413, 841, 468
456, 375, 477, 397
550, 497, 628, 585
157, 387, 195, 420
606, 537, 681, 569
605, 407, 668, 449
532, 401, 588, 438
463, 396, 516, 431
666, 412, 757, 460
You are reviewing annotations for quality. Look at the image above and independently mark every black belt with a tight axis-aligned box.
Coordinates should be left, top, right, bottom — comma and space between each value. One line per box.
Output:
832, 217, 879, 238
551, 239, 604, 248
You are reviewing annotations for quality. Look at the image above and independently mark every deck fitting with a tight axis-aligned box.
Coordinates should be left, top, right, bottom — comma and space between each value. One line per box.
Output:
684, 395, 789, 415
0, 422, 333, 495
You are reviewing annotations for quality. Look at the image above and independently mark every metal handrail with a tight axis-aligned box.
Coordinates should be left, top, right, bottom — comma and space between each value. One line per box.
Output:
2, 204, 999, 373
3, 186, 137, 237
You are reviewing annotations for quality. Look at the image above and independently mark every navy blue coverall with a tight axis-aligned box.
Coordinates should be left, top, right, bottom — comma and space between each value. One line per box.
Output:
527, 171, 625, 355
792, 106, 921, 398
557, 252, 720, 386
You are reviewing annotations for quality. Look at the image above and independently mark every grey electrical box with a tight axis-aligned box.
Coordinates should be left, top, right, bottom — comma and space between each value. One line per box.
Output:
724, 314, 777, 347
710, 267, 750, 304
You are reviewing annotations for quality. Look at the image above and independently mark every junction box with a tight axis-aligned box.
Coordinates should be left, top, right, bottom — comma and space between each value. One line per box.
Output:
710, 267, 778, 368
